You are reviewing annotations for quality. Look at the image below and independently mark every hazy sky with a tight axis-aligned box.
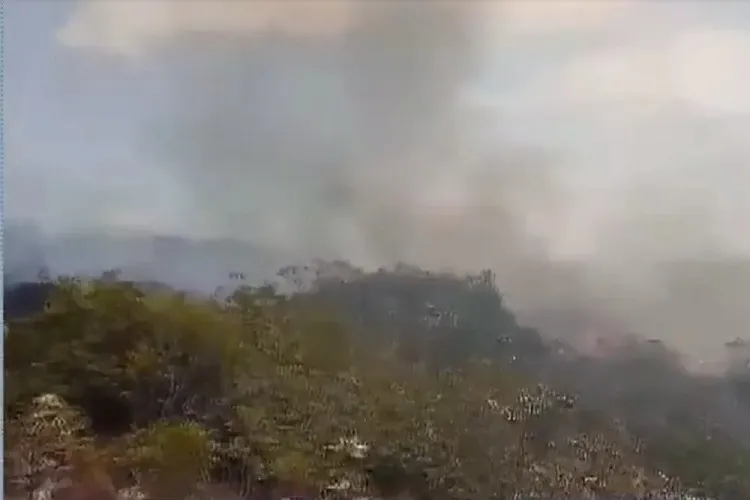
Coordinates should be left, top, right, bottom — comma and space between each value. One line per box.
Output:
7, 1, 750, 258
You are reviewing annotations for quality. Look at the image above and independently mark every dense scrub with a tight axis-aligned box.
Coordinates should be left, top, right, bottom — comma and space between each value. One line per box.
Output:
4, 264, 750, 499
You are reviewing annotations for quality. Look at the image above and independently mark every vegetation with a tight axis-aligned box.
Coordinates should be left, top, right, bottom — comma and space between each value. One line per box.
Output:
5, 262, 750, 499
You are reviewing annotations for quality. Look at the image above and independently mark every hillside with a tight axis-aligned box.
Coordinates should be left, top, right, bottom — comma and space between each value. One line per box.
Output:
5, 262, 750, 499
3, 222, 288, 291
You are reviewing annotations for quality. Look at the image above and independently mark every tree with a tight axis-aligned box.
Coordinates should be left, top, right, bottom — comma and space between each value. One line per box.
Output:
6, 267, 750, 499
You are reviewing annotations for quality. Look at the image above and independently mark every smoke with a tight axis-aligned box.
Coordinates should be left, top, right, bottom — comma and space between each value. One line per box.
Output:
130, 2, 614, 336
28, 0, 750, 369
153, 4, 583, 263
138, 3, 526, 262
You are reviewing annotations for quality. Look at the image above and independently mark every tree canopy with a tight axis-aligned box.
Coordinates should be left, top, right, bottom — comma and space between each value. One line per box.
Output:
5, 263, 750, 499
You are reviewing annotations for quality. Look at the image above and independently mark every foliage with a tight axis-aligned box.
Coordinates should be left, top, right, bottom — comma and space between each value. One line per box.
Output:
4, 265, 749, 499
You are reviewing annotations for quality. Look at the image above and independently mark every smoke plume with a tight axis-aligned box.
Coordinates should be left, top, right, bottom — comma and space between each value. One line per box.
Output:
18, 0, 750, 369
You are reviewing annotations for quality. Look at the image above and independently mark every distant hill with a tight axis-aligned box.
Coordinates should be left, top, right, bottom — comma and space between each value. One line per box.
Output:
3, 221, 290, 292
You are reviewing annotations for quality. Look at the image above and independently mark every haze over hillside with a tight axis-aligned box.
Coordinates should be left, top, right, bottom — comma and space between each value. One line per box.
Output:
7, 0, 750, 370
6, 221, 750, 374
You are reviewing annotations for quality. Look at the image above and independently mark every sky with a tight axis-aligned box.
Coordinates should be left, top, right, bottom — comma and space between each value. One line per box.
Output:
6, 1, 750, 366
7, 0, 750, 256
